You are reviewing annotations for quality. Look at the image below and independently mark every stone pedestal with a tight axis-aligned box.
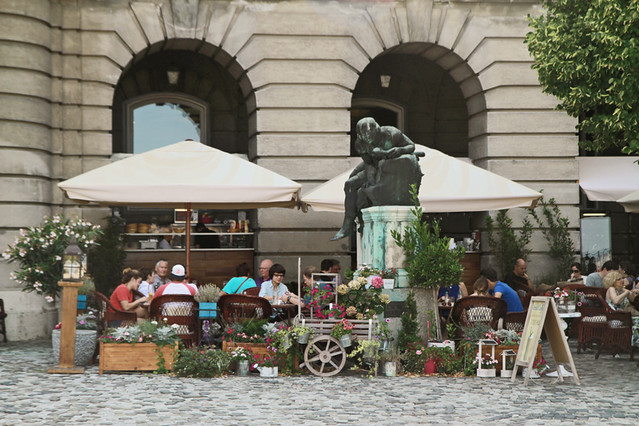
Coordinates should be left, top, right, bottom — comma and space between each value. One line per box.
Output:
360, 206, 413, 289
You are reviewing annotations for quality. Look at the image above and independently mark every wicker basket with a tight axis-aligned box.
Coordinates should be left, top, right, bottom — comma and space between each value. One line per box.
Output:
137, 223, 150, 233
125, 223, 138, 233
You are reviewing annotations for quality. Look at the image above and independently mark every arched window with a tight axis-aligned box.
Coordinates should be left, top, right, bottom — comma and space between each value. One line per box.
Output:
125, 93, 209, 154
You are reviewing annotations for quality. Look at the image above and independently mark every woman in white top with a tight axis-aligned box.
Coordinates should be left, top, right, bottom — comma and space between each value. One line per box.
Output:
259, 264, 303, 306
137, 267, 155, 297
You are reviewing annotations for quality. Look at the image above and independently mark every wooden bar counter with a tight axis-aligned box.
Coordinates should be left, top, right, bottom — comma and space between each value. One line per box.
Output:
125, 249, 253, 286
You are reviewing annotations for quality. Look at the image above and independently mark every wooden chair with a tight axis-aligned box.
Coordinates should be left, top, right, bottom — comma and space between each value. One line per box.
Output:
450, 296, 507, 338
0, 298, 7, 343
503, 311, 527, 332
242, 287, 260, 296
149, 294, 198, 348
92, 290, 137, 331
218, 294, 272, 324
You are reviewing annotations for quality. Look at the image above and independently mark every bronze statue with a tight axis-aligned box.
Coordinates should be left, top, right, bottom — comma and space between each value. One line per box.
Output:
331, 117, 424, 240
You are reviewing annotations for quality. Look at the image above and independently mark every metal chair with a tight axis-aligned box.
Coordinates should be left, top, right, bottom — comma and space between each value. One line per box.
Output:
149, 294, 198, 348
218, 294, 272, 324
450, 296, 507, 338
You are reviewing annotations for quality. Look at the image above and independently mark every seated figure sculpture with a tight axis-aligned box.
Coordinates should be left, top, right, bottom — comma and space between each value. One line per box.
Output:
332, 117, 424, 240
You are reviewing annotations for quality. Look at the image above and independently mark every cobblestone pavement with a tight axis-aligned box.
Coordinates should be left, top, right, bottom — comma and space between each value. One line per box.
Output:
0, 339, 638, 425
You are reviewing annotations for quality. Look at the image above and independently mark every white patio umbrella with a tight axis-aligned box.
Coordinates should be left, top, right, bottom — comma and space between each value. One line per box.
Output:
618, 190, 639, 213
301, 145, 541, 212
59, 140, 302, 275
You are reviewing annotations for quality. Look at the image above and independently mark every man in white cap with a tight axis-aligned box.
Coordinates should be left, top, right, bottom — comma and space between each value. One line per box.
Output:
154, 264, 198, 297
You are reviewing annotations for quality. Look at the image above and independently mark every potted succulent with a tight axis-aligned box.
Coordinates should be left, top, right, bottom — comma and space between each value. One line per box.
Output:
194, 283, 221, 319
51, 310, 98, 367
330, 319, 354, 347
391, 185, 465, 341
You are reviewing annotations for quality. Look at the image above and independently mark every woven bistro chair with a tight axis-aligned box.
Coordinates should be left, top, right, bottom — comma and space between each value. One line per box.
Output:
92, 290, 137, 331
450, 296, 507, 338
217, 294, 272, 324
242, 287, 260, 296
149, 294, 198, 348
577, 305, 608, 353
503, 311, 527, 332
597, 310, 635, 360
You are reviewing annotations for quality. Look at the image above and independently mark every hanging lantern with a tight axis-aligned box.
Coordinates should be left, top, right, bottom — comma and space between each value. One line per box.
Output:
62, 237, 83, 281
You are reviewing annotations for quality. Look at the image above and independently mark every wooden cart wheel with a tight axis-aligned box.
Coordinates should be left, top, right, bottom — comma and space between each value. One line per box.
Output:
303, 335, 347, 377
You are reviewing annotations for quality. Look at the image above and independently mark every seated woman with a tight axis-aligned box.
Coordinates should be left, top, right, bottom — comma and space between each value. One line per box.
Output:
604, 270, 639, 316
618, 260, 636, 290
259, 264, 304, 307
470, 276, 490, 296
568, 262, 584, 284
220, 262, 256, 296
108, 268, 149, 323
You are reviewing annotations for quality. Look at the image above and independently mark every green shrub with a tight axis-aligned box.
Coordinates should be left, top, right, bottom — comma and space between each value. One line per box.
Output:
485, 210, 532, 278
173, 347, 231, 378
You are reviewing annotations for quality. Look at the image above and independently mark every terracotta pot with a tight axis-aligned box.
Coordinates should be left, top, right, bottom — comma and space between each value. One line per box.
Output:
424, 358, 437, 374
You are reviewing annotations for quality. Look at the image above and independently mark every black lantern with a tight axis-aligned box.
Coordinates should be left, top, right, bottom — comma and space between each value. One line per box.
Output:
62, 237, 83, 281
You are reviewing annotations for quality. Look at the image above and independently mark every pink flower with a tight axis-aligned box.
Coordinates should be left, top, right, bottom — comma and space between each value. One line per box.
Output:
416, 350, 422, 355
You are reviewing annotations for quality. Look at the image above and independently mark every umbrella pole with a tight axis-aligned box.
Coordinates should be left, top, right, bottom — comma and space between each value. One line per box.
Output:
186, 202, 191, 281
297, 257, 301, 319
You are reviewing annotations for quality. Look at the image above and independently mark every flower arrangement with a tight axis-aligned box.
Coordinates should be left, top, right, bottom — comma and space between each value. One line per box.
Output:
484, 329, 522, 346
473, 353, 498, 369
354, 264, 381, 278
2, 215, 102, 301
370, 276, 384, 289
253, 354, 279, 368
552, 288, 580, 304
533, 358, 548, 376
229, 346, 253, 363
341, 277, 390, 319
99, 319, 180, 347
55, 310, 98, 331
400, 342, 453, 374
330, 319, 354, 339
222, 319, 268, 344
380, 268, 397, 279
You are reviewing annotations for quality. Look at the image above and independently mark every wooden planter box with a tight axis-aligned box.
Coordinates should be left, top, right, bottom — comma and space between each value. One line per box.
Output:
481, 344, 543, 372
99, 342, 178, 374
222, 341, 273, 362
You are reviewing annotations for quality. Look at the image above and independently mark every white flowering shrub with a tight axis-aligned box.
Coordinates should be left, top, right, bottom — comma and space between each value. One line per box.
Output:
2, 215, 101, 301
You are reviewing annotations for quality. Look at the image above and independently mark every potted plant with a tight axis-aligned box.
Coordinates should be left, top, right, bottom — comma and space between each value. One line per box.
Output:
98, 319, 180, 374
291, 324, 315, 345
380, 268, 397, 290
474, 353, 498, 377
331, 318, 354, 347
52, 310, 98, 367
391, 185, 465, 340
229, 346, 253, 376
194, 284, 221, 318
348, 339, 381, 377
253, 354, 279, 377
221, 319, 272, 362
422, 346, 451, 375
380, 348, 401, 377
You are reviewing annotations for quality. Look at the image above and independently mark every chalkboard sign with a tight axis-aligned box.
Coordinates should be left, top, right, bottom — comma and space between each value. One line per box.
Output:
512, 296, 580, 385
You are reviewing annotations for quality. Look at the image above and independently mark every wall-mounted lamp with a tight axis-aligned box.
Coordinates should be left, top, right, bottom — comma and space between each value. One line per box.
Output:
167, 68, 180, 85
380, 75, 391, 88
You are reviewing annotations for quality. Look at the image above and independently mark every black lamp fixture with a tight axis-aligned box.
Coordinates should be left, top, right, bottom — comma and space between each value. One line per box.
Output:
62, 237, 83, 282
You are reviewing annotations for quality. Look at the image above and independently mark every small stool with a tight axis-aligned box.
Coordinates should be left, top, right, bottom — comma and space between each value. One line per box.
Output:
0, 299, 7, 342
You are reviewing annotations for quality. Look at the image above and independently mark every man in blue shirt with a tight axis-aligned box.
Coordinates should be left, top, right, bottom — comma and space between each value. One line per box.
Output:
482, 267, 524, 313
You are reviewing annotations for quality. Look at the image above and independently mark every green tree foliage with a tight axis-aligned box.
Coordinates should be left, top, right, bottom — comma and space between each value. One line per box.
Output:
485, 210, 533, 278
528, 196, 576, 282
397, 290, 420, 349
526, 0, 639, 155
391, 185, 464, 289
87, 214, 126, 295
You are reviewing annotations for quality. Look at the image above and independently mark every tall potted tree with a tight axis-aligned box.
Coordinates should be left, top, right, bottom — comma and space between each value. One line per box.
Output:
391, 185, 465, 340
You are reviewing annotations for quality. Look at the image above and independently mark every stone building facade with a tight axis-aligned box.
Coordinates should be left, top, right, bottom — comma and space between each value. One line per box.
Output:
0, 0, 580, 340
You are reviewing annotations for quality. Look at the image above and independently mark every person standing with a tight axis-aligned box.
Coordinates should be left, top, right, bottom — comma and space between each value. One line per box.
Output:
255, 258, 273, 289
482, 267, 524, 313
585, 260, 617, 287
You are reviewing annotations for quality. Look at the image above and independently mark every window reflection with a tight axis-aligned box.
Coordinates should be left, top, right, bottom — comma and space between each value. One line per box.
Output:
132, 102, 201, 153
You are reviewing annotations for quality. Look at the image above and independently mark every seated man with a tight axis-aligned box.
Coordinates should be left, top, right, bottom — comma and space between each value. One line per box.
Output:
503, 258, 534, 293
585, 260, 617, 288
482, 266, 524, 313
154, 264, 198, 297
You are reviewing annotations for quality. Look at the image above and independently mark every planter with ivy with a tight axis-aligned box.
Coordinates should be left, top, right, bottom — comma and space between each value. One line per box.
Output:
98, 320, 180, 374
